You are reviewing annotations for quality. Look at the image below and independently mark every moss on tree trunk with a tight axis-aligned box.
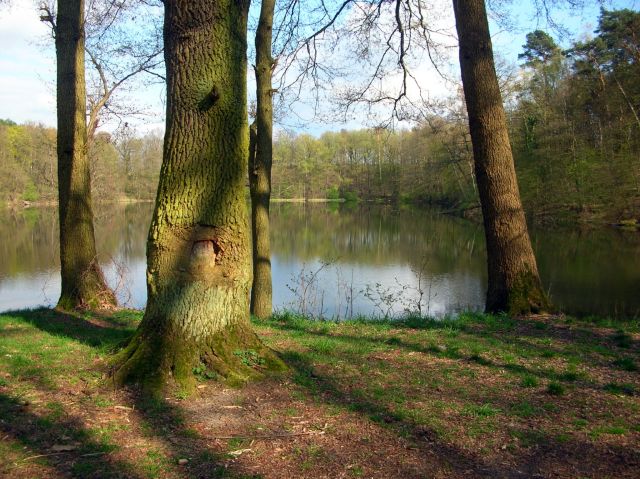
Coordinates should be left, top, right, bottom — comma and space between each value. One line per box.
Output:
112, 0, 284, 394
452, 0, 552, 315
55, 0, 116, 311
249, 0, 276, 320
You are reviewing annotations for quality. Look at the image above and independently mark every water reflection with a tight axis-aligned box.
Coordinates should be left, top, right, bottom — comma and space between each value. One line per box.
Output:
0, 203, 638, 317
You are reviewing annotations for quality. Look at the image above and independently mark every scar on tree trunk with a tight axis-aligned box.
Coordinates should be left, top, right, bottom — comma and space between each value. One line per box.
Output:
110, 0, 285, 395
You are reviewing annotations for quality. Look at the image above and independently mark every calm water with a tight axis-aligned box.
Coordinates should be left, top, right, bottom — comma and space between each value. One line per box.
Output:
0, 202, 638, 318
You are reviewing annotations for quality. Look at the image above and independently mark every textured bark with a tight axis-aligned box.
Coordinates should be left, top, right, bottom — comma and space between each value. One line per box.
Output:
249, 0, 276, 319
55, 0, 116, 310
452, 0, 552, 315
113, 0, 284, 393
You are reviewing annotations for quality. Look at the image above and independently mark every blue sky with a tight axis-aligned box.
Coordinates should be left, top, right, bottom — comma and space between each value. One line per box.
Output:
0, 0, 637, 135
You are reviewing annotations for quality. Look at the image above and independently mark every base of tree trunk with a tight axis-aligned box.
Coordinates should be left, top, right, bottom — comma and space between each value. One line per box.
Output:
57, 263, 117, 311
250, 288, 272, 320
111, 320, 287, 395
487, 270, 553, 316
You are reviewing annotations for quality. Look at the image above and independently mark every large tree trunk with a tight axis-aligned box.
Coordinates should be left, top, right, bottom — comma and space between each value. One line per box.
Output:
55, 0, 116, 310
113, 0, 284, 393
249, 0, 276, 319
452, 0, 552, 315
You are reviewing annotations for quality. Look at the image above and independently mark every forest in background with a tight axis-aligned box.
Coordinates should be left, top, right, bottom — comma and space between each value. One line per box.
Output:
1, 9, 638, 224
0, 121, 162, 203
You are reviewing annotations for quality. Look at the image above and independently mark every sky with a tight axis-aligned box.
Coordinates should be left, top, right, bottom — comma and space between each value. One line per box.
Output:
0, 0, 637, 136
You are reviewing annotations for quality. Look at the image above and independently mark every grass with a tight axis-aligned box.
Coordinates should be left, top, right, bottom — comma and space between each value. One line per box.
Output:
614, 357, 638, 371
520, 375, 539, 388
0, 308, 639, 478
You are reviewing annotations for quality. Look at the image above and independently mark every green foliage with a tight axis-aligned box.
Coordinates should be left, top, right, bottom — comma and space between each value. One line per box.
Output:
0, 121, 162, 204
192, 363, 218, 380
22, 181, 38, 202
233, 349, 266, 367
326, 186, 340, 200
519, 30, 561, 66
269, 10, 639, 224
514, 10, 640, 223
341, 189, 359, 203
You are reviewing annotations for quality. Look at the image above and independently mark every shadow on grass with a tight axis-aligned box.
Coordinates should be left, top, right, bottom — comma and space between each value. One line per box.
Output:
127, 392, 261, 479
2, 307, 136, 350
0, 391, 144, 478
281, 349, 640, 479
2, 308, 638, 478
0, 309, 258, 479
259, 314, 640, 476
281, 350, 509, 478
263, 313, 639, 387
505, 425, 640, 477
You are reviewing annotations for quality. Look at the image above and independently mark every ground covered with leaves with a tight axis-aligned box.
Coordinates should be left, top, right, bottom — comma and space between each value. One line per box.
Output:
0, 309, 638, 478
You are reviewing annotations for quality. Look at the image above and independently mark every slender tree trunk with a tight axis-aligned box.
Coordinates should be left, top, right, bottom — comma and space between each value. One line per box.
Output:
113, 0, 284, 393
452, 0, 551, 315
55, 0, 115, 310
250, 0, 275, 319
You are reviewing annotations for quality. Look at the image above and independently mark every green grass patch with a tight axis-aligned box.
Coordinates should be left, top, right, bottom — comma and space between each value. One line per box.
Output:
590, 425, 628, 438
546, 381, 565, 395
613, 357, 638, 371
510, 401, 540, 418
520, 375, 539, 388
461, 403, 500, 418
603, 382, 636, 396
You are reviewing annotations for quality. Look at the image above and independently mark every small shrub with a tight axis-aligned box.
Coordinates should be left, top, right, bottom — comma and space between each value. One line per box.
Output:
193, 363, 217, 380
233, 349, 265, 367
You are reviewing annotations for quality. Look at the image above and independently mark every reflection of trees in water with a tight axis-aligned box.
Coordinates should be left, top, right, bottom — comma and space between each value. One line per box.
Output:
93, 202, 154, 262
2, 203, 639, 316
0, 203, 154, 278
0, 207, 59, 276
270, 203, 487, 277
533, 228, 640, 316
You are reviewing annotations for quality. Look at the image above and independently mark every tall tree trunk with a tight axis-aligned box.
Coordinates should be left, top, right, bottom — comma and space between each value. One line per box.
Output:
452, 0, 551, 315
55, 0, 116, 310
113, 0, 284, 393
249, 0, 276, 319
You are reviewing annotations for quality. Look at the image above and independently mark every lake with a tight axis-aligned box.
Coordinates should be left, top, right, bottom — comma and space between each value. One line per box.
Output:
1, 202, 638, 318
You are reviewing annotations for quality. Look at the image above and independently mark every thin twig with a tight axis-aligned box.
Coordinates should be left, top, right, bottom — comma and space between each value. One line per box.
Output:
19, 452, 67, 462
